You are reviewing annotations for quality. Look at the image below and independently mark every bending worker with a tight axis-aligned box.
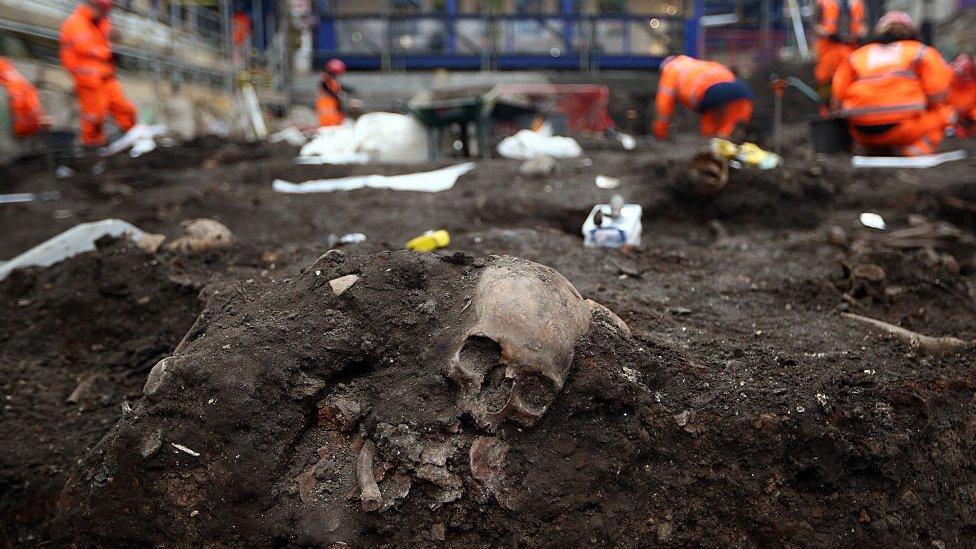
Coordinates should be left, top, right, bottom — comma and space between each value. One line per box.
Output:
653, 55, 754, 140
832, 12, 953, 157
60, 0, 137, 148
317, 58, 348, 127
813, 0, 866, 103
0, 57, 47, 139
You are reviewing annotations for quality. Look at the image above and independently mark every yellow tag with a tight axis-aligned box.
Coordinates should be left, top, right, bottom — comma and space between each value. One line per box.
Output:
406, 230, 450, 252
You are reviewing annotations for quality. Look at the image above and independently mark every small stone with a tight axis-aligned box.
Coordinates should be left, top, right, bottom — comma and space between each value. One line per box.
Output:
134, 426, 161, 458
143, 357, 172, 396
673, 410, 691, 427
656, 521, 674, 543
827, 226, 847, 248
431, 523, 446, 541
166, 219, 233, 254
421, 443, 451, 467
329, 274, 360, 296
136, 233, 166, 254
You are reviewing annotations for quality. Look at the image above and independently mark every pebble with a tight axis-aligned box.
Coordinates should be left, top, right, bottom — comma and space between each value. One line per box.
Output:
143, 357, 172, 396
656, 521, 674, 542
329, 274, 360, 296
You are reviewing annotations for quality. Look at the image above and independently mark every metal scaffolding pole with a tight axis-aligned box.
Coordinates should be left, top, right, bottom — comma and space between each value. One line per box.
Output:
220, 0, 234, 93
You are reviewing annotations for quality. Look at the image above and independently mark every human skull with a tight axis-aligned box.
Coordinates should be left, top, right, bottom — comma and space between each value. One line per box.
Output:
445, 256, 591, 431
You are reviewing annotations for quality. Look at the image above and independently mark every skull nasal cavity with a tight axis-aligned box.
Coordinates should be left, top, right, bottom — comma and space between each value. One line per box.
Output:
459, 336, 502, 379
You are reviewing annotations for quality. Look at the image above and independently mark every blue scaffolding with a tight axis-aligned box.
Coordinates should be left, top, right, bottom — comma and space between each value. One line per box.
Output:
313, 0, 703, 71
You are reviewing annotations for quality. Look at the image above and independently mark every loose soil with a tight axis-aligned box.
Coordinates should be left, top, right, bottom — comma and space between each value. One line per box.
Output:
1, 115, 975, 547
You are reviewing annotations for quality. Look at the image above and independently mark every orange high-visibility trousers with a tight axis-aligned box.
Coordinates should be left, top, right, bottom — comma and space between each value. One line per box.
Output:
850, 105, 952, 156
699, 98, 754, 138
815, 38, 855, 87
316, 94, 344, 127
76, 76, 136, 147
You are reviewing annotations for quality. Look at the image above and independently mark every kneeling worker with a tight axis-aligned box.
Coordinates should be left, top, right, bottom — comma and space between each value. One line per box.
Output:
832, 12, 953, 156
317, 58, 348, 127
0, 57, 48, 138
652, 55, 754, 140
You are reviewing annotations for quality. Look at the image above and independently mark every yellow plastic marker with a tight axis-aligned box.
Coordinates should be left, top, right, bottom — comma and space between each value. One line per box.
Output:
406, 229, 450, 252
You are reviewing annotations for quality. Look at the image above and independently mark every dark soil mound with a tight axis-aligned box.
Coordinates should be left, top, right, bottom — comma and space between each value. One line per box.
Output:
0, 239, 205, 544
52, 249, 976, 547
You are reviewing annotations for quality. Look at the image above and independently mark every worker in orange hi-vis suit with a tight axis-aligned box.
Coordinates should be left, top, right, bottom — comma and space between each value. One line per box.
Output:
813, 0, 866, 103
232, 11, 252, 67
652, 55, 755, 140
0, 57, 48, 138
948, 53, 976, 137
832, 12, 954, 157
317, 58, 348, 127
59, 0, 137, 148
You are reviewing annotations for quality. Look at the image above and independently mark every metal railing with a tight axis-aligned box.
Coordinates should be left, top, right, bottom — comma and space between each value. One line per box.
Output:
0, 0, 236, 89
316, 13, 688, 71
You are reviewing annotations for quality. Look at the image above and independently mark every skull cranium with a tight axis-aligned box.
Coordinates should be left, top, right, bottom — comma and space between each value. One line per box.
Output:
445, 256, 591, 431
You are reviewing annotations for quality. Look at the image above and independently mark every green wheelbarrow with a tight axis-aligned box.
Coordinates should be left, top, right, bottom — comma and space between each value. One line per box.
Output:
408, 86, 499, 160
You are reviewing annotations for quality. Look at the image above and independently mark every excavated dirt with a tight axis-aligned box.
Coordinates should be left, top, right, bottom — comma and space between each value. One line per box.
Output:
2, 118, 976, 547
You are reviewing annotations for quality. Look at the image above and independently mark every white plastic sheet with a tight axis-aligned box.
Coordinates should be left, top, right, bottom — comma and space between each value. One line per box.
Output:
297, 113, 429, 164
0, 219, 146, 281
269, 127, 308, 146
297, 122, 367, 164
354, 112, 429, 164
100, 124, 167, 157
272, 162, 475, 194
497, 128, 582, 160
852, 150, 966, 169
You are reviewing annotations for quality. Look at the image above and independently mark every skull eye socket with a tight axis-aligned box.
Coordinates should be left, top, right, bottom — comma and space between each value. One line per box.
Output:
458, 335, 502, 384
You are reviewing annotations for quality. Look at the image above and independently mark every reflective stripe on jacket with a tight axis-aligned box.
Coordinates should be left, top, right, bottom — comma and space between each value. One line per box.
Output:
832, 40, 952, 126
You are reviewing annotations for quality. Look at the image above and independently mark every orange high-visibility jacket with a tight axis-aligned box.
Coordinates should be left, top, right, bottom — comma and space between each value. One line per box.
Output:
815, 0, 865, 43
833, 40, 952, 126
0, 57, 45, 137
655, 56, 736, 123
317, 74, 345, 127
59, 4, 114, 87
233, 12, 252, 47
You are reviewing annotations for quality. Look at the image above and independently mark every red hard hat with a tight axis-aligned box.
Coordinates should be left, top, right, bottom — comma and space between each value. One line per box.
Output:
876, 11, 916, 35
325, 58, 346, 75
90, 0, 113, 11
